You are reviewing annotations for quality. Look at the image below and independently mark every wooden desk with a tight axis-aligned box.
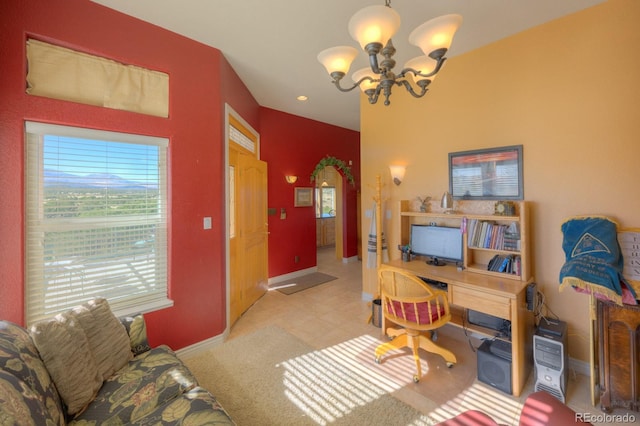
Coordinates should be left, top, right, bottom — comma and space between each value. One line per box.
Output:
384, 258, 534, 397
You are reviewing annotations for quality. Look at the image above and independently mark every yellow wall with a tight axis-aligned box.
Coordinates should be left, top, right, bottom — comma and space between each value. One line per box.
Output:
360, 0, 640, 362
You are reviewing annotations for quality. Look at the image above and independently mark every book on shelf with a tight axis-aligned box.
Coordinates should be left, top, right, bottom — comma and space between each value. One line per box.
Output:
467, 219, 520, 252
487, 254, 521, 275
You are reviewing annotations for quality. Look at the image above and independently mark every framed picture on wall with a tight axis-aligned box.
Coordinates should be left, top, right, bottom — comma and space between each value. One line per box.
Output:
294, 187, 313, 207
449, 145, 524, 200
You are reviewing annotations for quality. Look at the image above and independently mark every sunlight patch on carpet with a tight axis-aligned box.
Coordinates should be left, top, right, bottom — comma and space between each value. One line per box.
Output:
277, 333, 434, 425
183, 326, 450, 425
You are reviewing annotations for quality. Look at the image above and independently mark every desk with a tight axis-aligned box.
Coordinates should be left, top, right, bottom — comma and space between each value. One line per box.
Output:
384, 259, 534, 397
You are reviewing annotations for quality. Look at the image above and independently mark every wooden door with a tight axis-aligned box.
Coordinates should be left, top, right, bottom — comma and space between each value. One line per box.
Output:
230, 152, 268, 325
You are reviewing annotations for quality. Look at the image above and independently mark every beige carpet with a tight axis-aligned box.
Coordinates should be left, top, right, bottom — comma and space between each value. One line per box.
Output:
182, 325, 441, 425
271, 272, 338, 295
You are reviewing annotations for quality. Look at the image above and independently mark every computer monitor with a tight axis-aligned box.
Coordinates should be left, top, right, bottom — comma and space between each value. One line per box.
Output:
410, 224, 463, 266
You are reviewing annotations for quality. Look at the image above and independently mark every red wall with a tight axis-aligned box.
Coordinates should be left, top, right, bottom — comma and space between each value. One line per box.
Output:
0, 0, 260, 349
260, 108, 361, 277
0, 0, 360, 349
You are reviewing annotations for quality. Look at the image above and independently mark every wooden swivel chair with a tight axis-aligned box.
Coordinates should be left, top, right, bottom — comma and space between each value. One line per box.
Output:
374, 264, 456, 382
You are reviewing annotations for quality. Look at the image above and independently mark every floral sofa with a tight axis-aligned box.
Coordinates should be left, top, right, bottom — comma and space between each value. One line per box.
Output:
0, 298, 234, 425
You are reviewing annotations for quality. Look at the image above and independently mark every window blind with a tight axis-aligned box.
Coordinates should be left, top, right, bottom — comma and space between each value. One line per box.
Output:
25, 122, 171, 324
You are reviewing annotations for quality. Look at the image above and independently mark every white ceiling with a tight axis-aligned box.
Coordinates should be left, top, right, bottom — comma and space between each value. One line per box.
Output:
91, 0, 605, 131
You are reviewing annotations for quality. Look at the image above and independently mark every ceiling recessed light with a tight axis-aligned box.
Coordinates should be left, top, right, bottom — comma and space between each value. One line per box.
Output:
297, 95, 308, 101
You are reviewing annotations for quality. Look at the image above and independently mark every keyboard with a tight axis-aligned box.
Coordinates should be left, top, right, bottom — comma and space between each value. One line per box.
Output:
420, 277, 448, 290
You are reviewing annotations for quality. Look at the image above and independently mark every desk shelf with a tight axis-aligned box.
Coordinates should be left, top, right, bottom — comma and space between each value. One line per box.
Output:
449, 305, 510, 339
398, 200, 531, 282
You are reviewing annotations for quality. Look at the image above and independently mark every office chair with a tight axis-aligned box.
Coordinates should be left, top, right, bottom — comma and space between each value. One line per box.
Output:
374, 264, 456, 382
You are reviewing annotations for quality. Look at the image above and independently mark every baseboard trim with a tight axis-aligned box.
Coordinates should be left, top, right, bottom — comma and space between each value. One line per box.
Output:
176, 331, 227, 359
362, 292, 375, 302
342, 255, 359, 264
569, 356, 590, 377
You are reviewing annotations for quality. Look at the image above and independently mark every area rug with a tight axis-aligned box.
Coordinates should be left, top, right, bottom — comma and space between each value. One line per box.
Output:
271, 272, 337, 295
182, 325, 438, 425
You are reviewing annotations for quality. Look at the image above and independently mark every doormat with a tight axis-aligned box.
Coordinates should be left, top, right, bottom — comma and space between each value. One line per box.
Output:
271, 272, 338, 295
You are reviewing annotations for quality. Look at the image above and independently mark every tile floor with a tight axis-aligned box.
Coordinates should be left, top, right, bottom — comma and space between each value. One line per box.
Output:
227, 247, 637, 426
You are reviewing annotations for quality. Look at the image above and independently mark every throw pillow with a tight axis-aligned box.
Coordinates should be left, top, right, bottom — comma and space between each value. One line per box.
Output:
30, 312, 103, 415
72, 298, 132, 380
119, 313, 152, 356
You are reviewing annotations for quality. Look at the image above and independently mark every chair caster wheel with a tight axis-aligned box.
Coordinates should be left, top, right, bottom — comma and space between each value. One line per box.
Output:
413, 375, 420, 383
446, 362, 454, 368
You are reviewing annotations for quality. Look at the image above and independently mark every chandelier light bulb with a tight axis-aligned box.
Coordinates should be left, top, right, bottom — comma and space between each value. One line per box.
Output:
409, 14, 463, 57
348, 5, 401, 51
317, 46, 358, 75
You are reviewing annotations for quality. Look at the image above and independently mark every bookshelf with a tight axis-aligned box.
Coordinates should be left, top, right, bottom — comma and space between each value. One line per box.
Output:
398, 200, 530, 282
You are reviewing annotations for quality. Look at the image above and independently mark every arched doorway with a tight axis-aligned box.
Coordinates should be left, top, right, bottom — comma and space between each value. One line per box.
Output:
314, 166, 343, 260
311, 156, 355, 262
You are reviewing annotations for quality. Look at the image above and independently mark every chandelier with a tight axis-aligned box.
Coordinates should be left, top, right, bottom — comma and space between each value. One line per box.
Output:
317, 1, 462, 106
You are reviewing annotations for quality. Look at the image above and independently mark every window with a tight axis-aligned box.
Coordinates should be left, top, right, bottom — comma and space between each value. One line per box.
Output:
315, 187, 336, 218
25, 122, 171, 324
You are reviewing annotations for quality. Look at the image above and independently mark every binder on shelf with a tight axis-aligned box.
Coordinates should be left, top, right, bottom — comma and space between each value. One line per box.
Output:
498, 255, 512, 273
488, 254, 521, 276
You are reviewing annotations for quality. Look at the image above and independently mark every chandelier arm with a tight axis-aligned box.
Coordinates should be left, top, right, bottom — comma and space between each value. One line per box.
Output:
397, 79, 428, 99
399, 57, 447, 80
368, 53, 382, 74
332, 75, 378, 93
366, 85, 384, 104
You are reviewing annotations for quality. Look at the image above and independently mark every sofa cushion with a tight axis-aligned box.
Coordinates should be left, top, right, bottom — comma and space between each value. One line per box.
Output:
73, 346, 200, 424
0, 369, 59, 426
30, 311, 103, 416
0, 321, 64, 425
68, 386, 235, 425
72, 298, 132, 380
119, 313, 152, 356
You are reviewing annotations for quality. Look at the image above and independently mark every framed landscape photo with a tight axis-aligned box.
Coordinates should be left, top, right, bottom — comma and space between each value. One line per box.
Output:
449, 145, 524, 200
294, 187, 313, 207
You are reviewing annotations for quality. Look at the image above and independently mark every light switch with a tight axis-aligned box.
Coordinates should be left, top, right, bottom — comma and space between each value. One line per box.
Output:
203, 217, 212, 230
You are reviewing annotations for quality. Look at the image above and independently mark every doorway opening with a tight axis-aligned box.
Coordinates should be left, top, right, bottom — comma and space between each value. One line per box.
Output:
314, 165, 343, 261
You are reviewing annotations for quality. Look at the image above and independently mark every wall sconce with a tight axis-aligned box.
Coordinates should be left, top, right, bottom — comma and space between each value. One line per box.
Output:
285, 175, 298, 184
389, 165, 406, 185
441, 190, 453, 213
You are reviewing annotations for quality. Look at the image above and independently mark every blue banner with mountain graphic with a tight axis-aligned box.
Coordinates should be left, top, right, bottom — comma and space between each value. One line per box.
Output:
559, 216, 635, 304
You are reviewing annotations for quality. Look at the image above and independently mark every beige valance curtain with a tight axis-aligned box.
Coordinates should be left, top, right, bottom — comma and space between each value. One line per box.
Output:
26, 39, 169, 118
